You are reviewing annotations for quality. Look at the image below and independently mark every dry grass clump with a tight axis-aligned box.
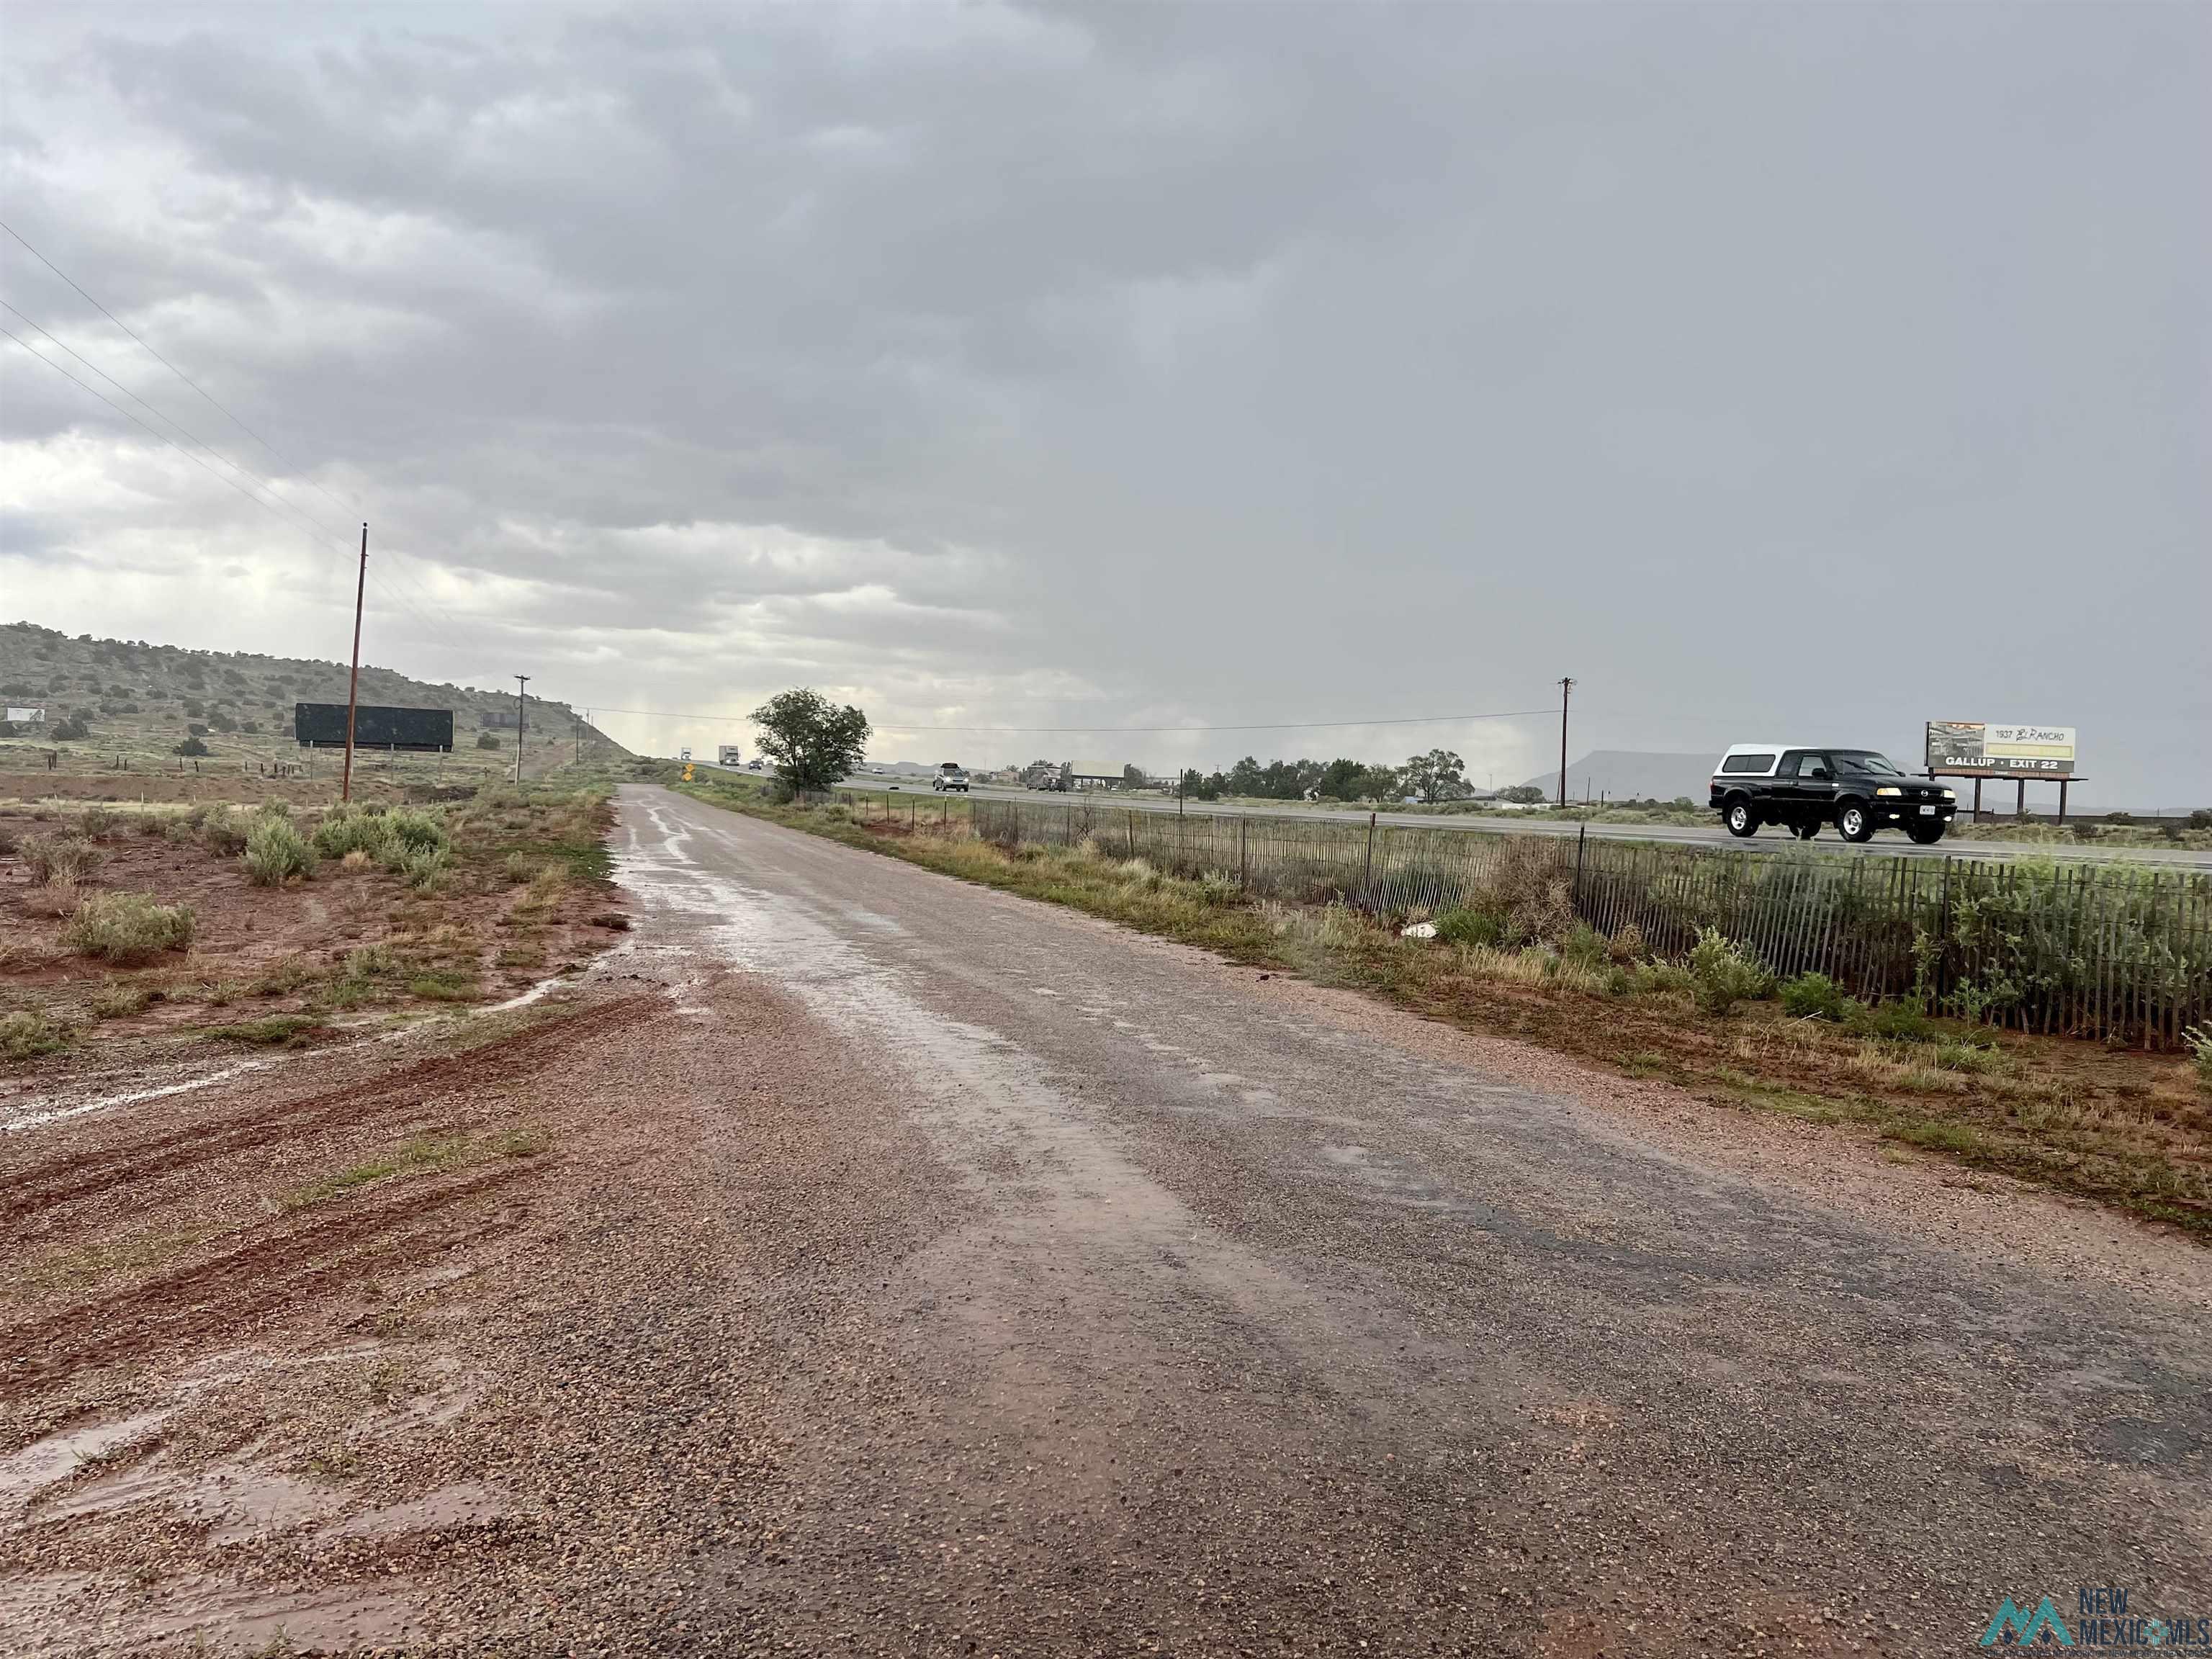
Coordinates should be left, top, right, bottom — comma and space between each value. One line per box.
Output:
62, 892, 197, 964
21, 833, 102, 886
1, 1009, 74, 1061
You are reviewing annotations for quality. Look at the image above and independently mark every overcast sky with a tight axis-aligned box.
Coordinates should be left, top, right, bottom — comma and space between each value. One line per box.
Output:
2, 3, 2204, 801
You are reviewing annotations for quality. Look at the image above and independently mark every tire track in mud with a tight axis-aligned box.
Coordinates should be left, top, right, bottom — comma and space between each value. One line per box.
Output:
0, 996, 656, 1231
3, 1162, 538, 1385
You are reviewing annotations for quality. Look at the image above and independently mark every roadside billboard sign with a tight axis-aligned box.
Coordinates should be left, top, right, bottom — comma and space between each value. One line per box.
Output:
4, 706, 45, 724
1925, 721, 2077, 777
295, 702, 454, 752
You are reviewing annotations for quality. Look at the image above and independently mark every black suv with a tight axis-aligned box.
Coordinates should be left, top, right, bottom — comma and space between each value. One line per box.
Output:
1709, 746, 1957, 844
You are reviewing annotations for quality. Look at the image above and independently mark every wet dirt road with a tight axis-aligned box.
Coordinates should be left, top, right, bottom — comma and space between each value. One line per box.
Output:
613, 785, 2212, 1654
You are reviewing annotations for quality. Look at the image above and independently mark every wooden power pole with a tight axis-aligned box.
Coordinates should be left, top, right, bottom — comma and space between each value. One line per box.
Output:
341, 522, 367, 803
1556, 676, 1574, 808
513, 675, 530, 783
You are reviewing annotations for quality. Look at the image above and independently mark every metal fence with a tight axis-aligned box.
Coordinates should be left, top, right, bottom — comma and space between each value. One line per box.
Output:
967, 797, 2212, 1048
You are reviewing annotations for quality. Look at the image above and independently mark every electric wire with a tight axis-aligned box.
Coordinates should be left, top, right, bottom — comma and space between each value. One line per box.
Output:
573, 703, 1563, 734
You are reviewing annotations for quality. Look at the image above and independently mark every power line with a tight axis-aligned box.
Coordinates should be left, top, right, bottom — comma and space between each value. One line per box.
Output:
2, 319, 476, 662
1, 221, 476, 660
0, 216, 359, 526
576, 702, 1564, 734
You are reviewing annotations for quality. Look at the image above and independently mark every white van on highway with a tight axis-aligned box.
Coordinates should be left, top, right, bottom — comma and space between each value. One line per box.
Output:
932, 763, 970, 792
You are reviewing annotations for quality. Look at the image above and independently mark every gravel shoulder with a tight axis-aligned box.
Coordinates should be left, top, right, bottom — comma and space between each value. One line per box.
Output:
3, 782, 2206, 1655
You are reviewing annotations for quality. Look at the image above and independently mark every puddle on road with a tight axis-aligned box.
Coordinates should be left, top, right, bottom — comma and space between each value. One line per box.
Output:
0, 1411, 171, 1513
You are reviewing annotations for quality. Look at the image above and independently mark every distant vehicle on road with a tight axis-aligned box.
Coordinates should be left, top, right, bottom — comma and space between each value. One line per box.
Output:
1711, 745, 1956, 844
933, 763, 970, 792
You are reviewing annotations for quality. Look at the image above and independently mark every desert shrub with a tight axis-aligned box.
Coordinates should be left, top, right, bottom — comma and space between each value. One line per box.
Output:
397, 845, 449, 892
2184, 1025, 2212, 1094
1478, 840, 1578, 944
476, 732, 501, 750
22, 834, 102, 886
312, 805, 393, 860
1850, 998, 1936, 1044
1197, 871, 1242, 907
199, 808, 249, 857
242, 809, 317, 886
1606, 922, 1647, 963
1687, 927, 1774, 1015
1434, 905, 1506, 948
1, 1010, 73, 1060
136, 811, 171, 838
1780, 971, 1855, 1022
50, 715, 91, 740
78, 806, 120, 839
1560, 922, 1609, 969
174, 735, 210, 757
63, 892, 197, 963
384, 807, 447, 855
0, 825, 15, 855
503, 850, 536, 884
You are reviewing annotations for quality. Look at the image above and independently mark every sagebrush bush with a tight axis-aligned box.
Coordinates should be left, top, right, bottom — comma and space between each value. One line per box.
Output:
22, 834, 102, 886
242, 809, 317, 886
503, 850, 536, 884
311, 808, 385, 860
1607, 922, 1647, 963
1781, 971, 1855, 1022
1560, 922, 1609, 968
63, 891, 197, 963
1688, 927, 1774, 1015
397, 845, 448, 892
199, 808, 249, 858
78, 805, 120, 839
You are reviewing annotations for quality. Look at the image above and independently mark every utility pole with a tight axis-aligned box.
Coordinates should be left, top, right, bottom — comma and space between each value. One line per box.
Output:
514, 675, 530, 783
1556, 676, 1575, 809
341, 523, 367, 803
577, 710, 588, 769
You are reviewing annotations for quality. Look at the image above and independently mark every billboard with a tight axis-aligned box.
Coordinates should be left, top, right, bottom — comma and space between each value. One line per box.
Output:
1925, 721, 2077, 777
717, 745, 742, 766
4, 706, 44, 724
295, 702, 454, 752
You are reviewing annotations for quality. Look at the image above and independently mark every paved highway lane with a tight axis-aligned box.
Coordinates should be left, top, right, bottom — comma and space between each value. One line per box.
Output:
613, 783, 2212, 1654
837, 778, 2212, 868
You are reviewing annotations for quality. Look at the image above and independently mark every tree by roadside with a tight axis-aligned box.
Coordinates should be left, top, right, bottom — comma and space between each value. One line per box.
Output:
751, 689, 871, 796
1401, 749, 1468, 801
1496, 783, 1547, 804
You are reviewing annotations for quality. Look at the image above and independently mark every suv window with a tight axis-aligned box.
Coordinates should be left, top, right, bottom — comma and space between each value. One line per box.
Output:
1719, 752, 1774, 775
1830, 750, 1902, 776
1782, 752, 1833, 780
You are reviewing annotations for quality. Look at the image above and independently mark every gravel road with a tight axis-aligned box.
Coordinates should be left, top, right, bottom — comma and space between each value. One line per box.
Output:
610, 785, 2211, 1653
6, 783, 2206, 1655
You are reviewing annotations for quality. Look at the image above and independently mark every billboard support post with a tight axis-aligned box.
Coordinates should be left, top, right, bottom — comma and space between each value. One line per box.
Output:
342, 521, 367, 804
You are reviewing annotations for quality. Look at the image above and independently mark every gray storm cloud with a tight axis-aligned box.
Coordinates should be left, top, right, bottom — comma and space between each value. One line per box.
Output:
1, 3, 2204, 799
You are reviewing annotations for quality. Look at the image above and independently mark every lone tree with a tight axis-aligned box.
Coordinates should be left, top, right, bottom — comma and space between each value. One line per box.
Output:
750, 688, 871, 796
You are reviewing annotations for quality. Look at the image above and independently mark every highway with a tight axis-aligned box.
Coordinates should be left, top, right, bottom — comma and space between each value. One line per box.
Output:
835, 777, 2212, 868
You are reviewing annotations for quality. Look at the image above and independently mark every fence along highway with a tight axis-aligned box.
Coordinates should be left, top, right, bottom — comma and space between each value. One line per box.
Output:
835, 778, 2212, 869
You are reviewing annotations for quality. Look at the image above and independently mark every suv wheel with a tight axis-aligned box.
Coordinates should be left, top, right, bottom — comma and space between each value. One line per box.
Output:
1794, 822, 1820, 840
1906, 819, 1946, 845
1837, 802, 1875, 842
1724, 799, 1758, 837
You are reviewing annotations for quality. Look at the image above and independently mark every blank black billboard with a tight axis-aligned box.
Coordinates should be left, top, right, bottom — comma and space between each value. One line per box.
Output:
295, 702, 454, 752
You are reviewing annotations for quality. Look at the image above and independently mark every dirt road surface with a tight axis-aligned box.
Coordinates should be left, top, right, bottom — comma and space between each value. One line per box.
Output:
6, 781, 2208, 1655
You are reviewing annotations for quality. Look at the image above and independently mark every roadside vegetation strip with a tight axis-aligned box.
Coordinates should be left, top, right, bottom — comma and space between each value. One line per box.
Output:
0, 784, 625, 1075
676, 773, 2211, 1238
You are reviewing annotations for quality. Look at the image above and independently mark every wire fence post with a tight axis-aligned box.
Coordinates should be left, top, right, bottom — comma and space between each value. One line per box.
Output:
1573, 822, 1588, 910
1364, 811, 1376, 899
1239, 816, 1248, 889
